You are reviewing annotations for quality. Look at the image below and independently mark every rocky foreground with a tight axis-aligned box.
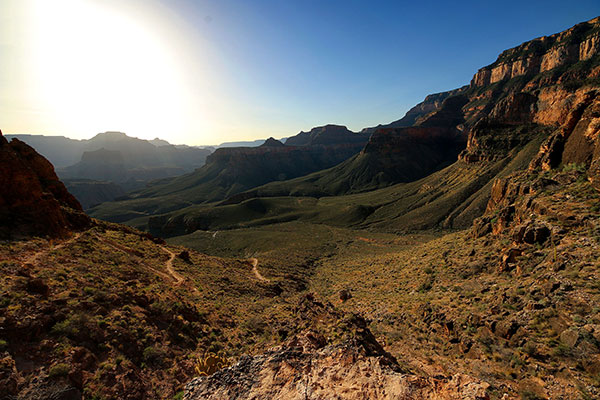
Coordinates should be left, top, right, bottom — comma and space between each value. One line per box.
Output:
184, 295, 489, 400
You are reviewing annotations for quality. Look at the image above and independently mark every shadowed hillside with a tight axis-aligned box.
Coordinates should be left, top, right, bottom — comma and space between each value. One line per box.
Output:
0, 131, 90, 239
89, 125, 371, 222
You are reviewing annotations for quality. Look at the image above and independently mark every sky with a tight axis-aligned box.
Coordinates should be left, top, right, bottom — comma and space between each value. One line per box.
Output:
0, 1, 598, 145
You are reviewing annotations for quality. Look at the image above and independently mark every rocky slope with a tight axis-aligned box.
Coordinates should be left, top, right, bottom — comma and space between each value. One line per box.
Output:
0, 130, 90, 239
184, 295, 489, 400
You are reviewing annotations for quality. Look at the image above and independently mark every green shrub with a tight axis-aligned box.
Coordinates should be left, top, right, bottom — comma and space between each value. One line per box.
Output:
562, 163, 586, 174
49, 363, 70, 378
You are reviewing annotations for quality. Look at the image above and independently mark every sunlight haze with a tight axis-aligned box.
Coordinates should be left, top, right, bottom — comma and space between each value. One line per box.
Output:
1, 0, 598, 145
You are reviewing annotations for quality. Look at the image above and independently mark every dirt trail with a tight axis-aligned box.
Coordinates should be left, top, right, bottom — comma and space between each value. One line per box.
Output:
93, 233, 173, 281
160, 246, 185, 284
22, 232, 82, 266
248, 257, 270, 282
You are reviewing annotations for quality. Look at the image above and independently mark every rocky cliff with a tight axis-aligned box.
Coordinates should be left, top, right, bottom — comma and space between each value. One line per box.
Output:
361, 87, 468, 134
472, 17, 600, 87
0, 130, 90, 239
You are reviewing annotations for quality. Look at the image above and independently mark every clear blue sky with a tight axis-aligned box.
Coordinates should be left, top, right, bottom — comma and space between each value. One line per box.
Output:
1, 0, 598, 144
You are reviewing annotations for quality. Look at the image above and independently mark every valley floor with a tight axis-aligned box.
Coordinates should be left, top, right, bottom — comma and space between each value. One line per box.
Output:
170, 168, 600, 400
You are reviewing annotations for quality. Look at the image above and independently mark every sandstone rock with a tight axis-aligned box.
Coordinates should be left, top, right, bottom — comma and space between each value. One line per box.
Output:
513, 222, 551, 244
0, 354, 19, 397
471, 17, 600, 87
560, 327, 581, 348
488, 92, 537, 125
499, 248, 523, 272
495, 319, 520, 340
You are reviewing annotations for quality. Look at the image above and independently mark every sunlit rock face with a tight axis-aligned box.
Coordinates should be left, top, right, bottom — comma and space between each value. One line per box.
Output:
471, 17, 600, 87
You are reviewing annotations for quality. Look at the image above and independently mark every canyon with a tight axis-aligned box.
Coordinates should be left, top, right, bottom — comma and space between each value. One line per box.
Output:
1, 15, 600, 400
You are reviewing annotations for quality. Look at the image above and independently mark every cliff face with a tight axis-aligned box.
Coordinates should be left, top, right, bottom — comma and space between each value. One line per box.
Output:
456, 17, 600, 165
361, 87, 469, 134
0, 131, 90, 239
471, 17, 600, 87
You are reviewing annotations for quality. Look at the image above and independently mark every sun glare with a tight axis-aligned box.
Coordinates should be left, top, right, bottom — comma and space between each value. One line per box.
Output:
27, 0, 187, 140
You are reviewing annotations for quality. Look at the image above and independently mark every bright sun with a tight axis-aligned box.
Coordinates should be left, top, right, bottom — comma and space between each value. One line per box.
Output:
27, 0, 187, 140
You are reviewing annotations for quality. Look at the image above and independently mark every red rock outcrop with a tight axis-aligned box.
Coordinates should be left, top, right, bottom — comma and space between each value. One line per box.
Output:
529, 89, 600, 189
0, 130, 90, 239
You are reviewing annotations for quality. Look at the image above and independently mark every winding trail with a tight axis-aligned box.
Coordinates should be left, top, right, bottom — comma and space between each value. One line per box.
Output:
19, 230, 201, 295
93, 233, 196, 292
248, 257, 270, 282
22, 232, 82, 266
159, 245, 200, 294
160, 246, 185, 285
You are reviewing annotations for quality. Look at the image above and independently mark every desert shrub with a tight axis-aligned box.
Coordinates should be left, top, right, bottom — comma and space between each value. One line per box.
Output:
172, 392, 184, 400
51, 312, 88, 339
562, 163, 586, 174
49, 363, 70, 378
241, 316, 266, 335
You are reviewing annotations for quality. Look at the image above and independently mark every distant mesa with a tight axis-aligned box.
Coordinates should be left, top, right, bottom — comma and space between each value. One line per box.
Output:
0, 130, 90, 239
149, 137, 171, 147
216, 139, 266, 148
285, 124, 369, 146
5, 132, 214, 198
260, 137, 285, 147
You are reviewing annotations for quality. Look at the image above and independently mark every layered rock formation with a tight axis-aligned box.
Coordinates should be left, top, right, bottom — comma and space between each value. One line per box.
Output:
92, 17, 600, 234
0, 130, 90, 239
471, 17, 600, 87
260, 137, 285, 147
